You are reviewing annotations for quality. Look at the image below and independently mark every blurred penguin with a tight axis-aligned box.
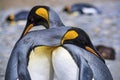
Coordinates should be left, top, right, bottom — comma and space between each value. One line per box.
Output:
63, 3, 101, 16
95, 45, 116, 60
6, 10, 29, 25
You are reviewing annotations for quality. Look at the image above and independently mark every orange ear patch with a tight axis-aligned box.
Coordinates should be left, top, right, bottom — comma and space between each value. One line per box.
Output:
35, 8, 49, 22
9, 14, 14, 20
61, 30, 78, 44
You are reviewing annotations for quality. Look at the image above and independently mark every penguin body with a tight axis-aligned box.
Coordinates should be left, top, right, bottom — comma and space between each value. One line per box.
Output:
52, 27, 108, 80
28, 46, 54, 80
63, 3, 101, 15
63, 44, 113, 80
52, 46, 79, 80
5, 5, 65, 80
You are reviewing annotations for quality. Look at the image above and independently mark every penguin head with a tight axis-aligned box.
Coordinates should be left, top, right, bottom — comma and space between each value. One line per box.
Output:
6, 13, 15, 22
61, 27, 105, 62
21, 5, 64, 38
22, 6, 49, 36
63, 5, 71, 13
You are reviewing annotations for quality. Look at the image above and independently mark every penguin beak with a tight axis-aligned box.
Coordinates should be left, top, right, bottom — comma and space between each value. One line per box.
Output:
85, 46, 105, 63
85, 46, 99, 57
20, 23, 34, 39
23, 23, 34, 36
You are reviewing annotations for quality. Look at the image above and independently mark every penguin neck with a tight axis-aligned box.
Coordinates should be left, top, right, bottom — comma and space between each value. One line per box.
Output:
49, 20, 65, 28
49, 9, 65, 28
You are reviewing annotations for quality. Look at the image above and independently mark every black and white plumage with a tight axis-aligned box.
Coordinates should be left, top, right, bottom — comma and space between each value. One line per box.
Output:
5, 5, 65, 80
63, 3, 101, 15
63, 44, 113, 80
52, 27, 113, 80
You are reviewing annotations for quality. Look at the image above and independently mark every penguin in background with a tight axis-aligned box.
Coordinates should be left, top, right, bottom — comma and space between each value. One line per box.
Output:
95, 45, 116, 60
6, 11, 29, 22
6, 10, 29, 25
63, 3, 101, 15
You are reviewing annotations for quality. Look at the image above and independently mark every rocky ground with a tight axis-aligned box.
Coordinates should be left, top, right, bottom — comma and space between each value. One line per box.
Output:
0, 1, 120, 80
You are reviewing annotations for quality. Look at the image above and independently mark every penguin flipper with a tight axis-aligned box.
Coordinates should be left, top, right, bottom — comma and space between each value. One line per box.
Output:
63, 44, 113, 80
63, 45, 93, 80
80, 56, 93, 80
5, 41, 31, 80
16, 43, 31, 80
18, 69, 31, 80
5, 50, 18, 80
18, 54, 31, 80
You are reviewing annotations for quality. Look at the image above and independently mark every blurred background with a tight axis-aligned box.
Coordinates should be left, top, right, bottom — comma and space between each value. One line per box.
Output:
0, 0, 120, 80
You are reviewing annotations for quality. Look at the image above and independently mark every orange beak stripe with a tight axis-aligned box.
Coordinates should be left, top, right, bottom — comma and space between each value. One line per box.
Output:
23, 24, 34, 36
85, 46, 98, 57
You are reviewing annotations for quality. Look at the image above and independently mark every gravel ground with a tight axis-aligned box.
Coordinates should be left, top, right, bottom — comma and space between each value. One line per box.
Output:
0, 1, 120, 80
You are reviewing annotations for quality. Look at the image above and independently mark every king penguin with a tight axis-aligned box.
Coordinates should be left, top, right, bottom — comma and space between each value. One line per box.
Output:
20, 5, 64, 38
20, 6, 65, 80
5, 5, 64, 80
61, 27, 113, 80
63, 3, 101, 15
52, 27, 112, 80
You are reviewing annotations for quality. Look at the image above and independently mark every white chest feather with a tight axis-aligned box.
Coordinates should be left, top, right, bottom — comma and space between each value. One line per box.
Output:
52, 47, 79, 80
27, 46, 54, 80
82, 8, 97, 14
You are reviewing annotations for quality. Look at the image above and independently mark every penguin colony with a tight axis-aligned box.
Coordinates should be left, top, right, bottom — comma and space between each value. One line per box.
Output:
5, 6, 113, 80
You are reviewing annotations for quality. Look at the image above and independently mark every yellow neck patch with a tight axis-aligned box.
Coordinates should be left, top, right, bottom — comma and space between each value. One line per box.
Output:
61, 30, 78, 44
35, 8, 49, 22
